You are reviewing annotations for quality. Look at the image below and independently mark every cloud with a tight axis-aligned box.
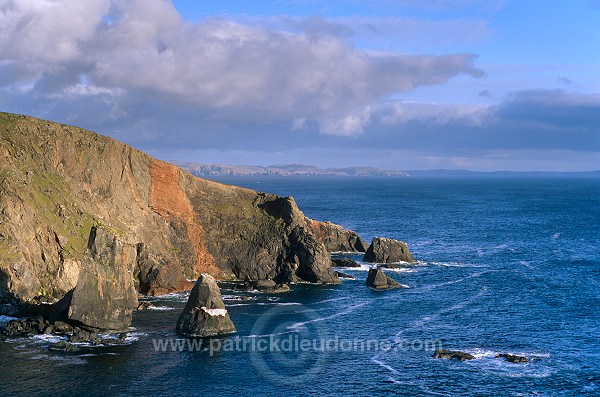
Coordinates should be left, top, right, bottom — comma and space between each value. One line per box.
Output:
0, 0, 482, 139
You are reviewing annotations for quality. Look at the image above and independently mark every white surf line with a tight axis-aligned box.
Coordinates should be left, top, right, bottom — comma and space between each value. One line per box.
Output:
414, 270, 495, 293
287, 302, 369, 333
371, 276, 490, 383
309, 297, 352, 305
246, 301, 369, 338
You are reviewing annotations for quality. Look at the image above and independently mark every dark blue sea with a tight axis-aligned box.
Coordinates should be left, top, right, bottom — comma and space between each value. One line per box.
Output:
1, 176, 599, 396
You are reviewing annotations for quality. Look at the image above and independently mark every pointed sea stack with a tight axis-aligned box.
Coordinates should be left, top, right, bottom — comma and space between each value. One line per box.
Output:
176, 274, 236, 337
365, 267, 403, 290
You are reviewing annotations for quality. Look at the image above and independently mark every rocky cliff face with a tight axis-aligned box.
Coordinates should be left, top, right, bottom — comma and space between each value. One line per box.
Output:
0, 112, 339, 315
307, 220, 369, 253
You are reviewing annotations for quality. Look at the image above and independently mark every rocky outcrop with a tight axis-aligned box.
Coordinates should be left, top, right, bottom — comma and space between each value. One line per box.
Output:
432, 349, 475, 361
332, 258, 361, 268
495, 353, 528, 363
176, 274, 236, 337
335, 271, 355, 280
244, 279, 290, 293
307, 220, 369, 252
365, 267, 402, 290
49, 226, 138, 331
0, 113, 340, 315
363, 237, 416, 263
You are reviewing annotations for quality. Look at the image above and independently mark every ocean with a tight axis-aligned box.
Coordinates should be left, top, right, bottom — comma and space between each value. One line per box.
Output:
1, 175, 598, 396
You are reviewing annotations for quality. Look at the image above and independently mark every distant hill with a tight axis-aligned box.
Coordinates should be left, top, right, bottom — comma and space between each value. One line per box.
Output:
172, 161, 409, 177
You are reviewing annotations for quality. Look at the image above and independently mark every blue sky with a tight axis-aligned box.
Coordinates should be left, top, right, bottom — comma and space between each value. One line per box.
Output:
1, 0, 599, 170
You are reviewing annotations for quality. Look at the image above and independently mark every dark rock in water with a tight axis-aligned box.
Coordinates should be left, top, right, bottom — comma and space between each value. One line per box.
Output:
363, 237, 415, 263
307, 220, 369, 252
365, 268, 402, 290
335, 271, 355, 280
137, 301, 155, 311
2, 318, 44, 336
51, 227, 138, 332
382, 263, 412, 270
433, 349, 476, 361
332, 258, 361, 268
69, 327, 99, 343
48, 340, 77, 352
495, 353, 529, 363
244, 279, 290, 293
53, 321, 74, 334
177, 274, 236, 337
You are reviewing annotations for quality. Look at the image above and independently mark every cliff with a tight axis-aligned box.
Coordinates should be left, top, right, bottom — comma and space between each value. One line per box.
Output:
0, 112, 339, 316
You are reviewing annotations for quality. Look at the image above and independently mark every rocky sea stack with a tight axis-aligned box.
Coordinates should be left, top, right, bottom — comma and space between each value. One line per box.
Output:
0, 112, 344, 324
176, 274, 236, 338
363, 237, 416, 263
365, 267, 403, 290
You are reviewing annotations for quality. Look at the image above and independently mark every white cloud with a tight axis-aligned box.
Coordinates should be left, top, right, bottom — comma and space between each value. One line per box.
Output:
0, 0, 483, 135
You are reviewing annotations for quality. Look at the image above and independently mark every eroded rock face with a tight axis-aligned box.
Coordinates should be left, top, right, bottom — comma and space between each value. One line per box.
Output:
176, 274, 236, 337
0, 113, 339, 313
307, 220, 369, 253
365, 267, 402, 290
363, 237, 415, 263
51, 226, 138, 331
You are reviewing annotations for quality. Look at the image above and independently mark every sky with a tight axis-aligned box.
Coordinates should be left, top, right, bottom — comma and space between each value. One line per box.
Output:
1, 0, 599, 171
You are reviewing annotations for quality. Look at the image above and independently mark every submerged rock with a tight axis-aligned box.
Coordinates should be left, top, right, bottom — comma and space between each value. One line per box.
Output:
332, 258, 361, 268
363, 237, 415, 264
176, 274, 236, 338
365, 267, 402, 290
432, 349, 475, 361
495, 353, 529, 363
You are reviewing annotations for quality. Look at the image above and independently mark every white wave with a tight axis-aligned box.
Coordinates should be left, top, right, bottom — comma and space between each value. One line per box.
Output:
148, 292, 189, 301
222, 294, 257, 301
147, 306, 176, 311
254, 302, 301, 306
416, 271, 493, 293
427, 261, 488, 268
288, 302, 368, 333
309, 297, 351, 305
31, 334, 67, 344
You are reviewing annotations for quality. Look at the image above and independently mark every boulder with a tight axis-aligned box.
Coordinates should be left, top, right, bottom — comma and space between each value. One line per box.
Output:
432, 349, 475, 361
365, 267, 402, 290
244, 280, 290, 293
495, 353, 528, 363
307, 220, 369, 252
332, 258, 361, 268
136, 301, 155, 311
176, 274, 236, 337
363, 237, 415, 263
